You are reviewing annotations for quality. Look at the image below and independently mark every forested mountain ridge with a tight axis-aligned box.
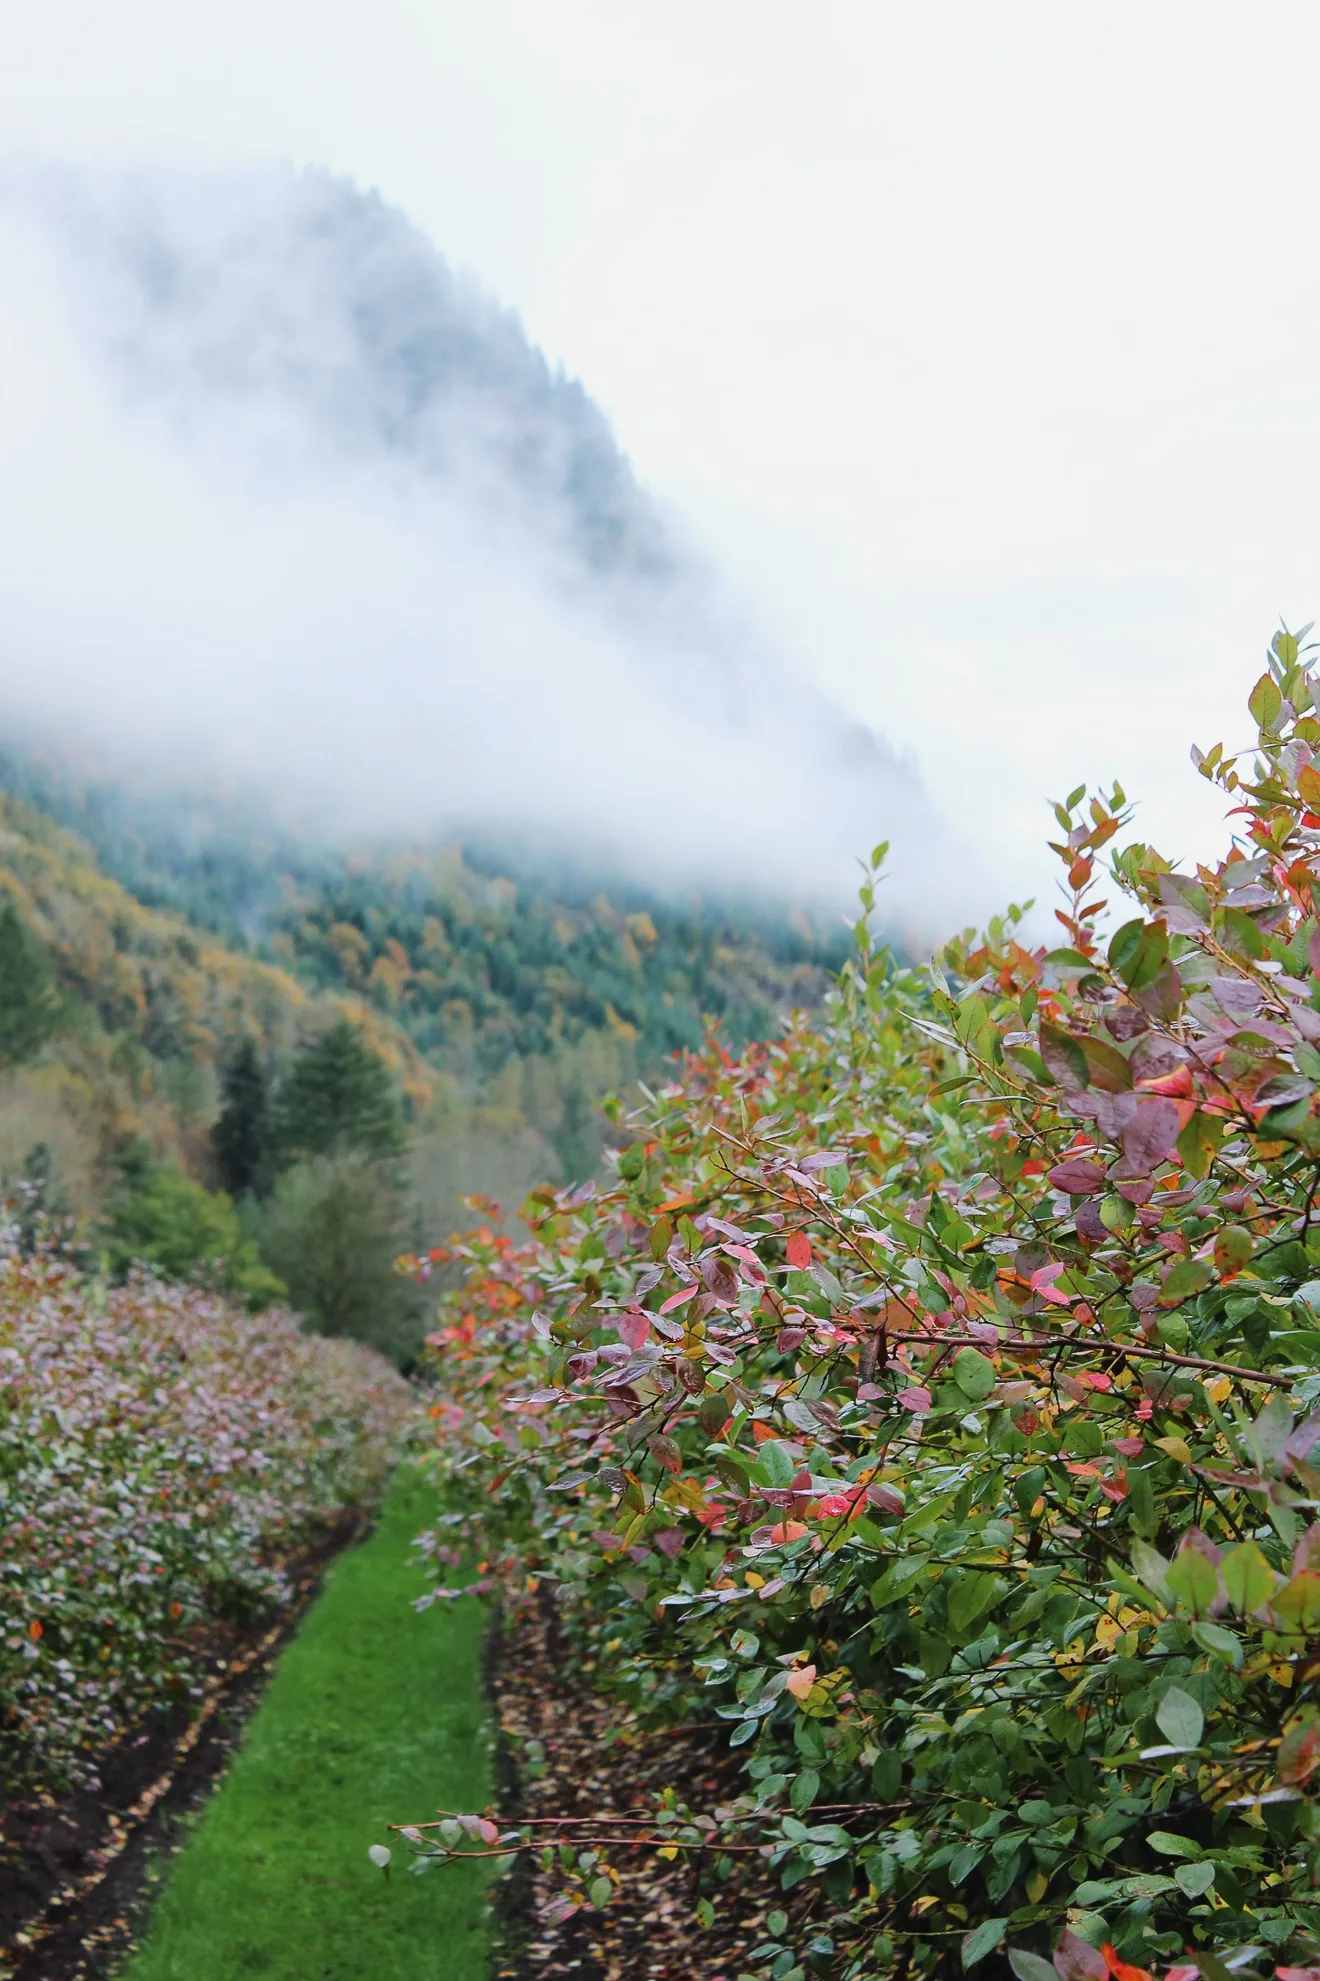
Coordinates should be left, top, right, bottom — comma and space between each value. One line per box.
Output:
0, 763, 842, 1220
0, 787, 437, 1206
268, 849, 838, 1078
0, 744, 842, 1079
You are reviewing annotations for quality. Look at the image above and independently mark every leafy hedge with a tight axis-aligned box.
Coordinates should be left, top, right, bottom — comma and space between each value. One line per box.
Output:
413, 635, 1320, 1979
0, 1241, 411, 1792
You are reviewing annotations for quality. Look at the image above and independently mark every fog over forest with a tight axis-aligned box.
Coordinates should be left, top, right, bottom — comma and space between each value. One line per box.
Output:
0, 161, 987, 935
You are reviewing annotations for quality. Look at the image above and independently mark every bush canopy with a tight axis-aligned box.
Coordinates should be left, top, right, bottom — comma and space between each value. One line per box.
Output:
410, 632, 1320, 1980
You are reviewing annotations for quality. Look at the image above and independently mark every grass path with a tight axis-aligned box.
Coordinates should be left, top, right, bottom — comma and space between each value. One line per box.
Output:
121, 1469, 492, 1981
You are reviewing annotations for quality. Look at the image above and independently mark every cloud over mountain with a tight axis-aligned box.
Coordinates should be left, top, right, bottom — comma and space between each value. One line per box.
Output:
0, 161, 984, 931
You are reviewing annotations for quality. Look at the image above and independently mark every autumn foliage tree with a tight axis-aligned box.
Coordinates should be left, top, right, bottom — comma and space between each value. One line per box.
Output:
407, 631, 1320, 1981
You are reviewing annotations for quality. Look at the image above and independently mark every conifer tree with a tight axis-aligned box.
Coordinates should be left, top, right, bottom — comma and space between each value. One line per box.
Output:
0, 902, 63, 1066
270, 1019, 406, 1166
212, 1035, 271, 1199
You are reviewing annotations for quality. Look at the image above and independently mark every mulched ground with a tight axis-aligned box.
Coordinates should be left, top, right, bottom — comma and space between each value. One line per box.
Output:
488, 1593, 830, 1981
0, 1511, 365, 1981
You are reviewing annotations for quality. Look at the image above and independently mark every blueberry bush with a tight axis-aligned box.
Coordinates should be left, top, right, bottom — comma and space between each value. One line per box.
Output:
0, 1236, 410, 1792
410, 634, 1320, 1980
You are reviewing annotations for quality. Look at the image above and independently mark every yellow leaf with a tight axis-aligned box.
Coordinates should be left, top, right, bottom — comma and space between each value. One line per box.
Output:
1155, 1435, 1193, 1464
657, 1844, 679, 1861
1206, 1375, 1232, 1405
1026, 1870, 1048, 1903
744, 1571, 765, 1589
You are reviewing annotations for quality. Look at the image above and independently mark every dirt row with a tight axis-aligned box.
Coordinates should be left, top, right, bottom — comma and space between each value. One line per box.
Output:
486, 1592, 825, 1981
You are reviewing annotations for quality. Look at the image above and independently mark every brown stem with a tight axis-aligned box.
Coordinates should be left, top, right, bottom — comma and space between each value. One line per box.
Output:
884, 1329, 1290, 1388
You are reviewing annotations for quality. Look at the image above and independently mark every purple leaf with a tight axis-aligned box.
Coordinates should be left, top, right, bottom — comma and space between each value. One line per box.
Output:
1119, 1097, 1182, 1175
1046, 1158, 1106, 1196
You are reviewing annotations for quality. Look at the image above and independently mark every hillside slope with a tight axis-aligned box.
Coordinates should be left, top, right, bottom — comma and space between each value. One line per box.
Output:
0, 779, 839, 1219
0, 753, 843, 1186
0, 790, 438, 1210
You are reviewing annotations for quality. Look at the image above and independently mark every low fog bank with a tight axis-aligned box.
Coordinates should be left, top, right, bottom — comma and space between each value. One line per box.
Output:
0, 159, 992, 942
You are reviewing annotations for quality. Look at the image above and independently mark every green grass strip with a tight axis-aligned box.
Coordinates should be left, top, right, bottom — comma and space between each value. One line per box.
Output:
122, 1468, 492, 1981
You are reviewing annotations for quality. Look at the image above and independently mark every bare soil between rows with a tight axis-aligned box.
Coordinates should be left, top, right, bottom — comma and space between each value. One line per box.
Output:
488, 1592, 830, 1981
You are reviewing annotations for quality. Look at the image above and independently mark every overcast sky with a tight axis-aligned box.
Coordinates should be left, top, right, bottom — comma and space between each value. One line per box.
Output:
3, 1, 1318, 912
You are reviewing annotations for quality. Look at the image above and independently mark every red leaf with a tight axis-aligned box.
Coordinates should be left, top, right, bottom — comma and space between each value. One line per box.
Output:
1137, 1064, 1193, 1098
786, 1232, 813, 1270
658, 1286, 698, 1315
1101, 1947, 1152, 1981
897, 1385, 932, 1414
1278, 1720, 1320, 1785
617, 1310, 651, 1350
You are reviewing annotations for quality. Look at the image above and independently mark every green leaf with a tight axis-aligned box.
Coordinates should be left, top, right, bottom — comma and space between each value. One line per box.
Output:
1261, 1092, 1315, 1139
869, 1558, 927, 1608
961, 1918, 1007, 1969
1213, 1224, 1254, 1274
1126, 1463, 1157, 1537
946, 1571, 1003, 1635
1249, 670, 1284, 730
1178, 1108, 1222, 1178
1008, 1956, 1057, 1981
589, 1875, 614, 1908
871, 1750, 902, 1799
1220, 1540, 1276, 1614
1157, 1258, 1213, 1307
1146, 1831, 1201, 1858
1155, 1684, 1204, 1749
1130, 1539, 1173, 1606
791, 1768, 820, 1811
1042, 948, 1092, 971
1108, 918, 1169, 990
1173, 1860, 1215, 1898
1191, 1620, 1243, 1668
1271, 1568, 1320, 1633
1220, 905, 1267, 960
753, 1441, 796, 1489
1166, 1547, 1220, 1615
951, 1347, 996, 1404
